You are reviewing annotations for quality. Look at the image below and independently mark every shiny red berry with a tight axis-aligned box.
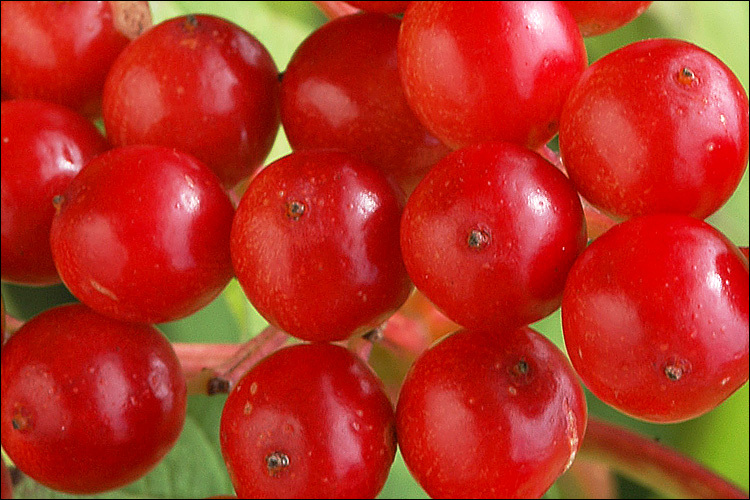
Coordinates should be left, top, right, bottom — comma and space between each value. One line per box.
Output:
562, 214, 749, 422
0, 304, 186, 494
280, 12, 449, 194
1, 1, 151, 116
231, 150, 411, 341
401, 142, 586, 331
1, 99, 109, 286
103, 14, 280, 188
398, 1, 587, 150
559, 38, 749, 220
50, 145, 235, 324
397, 327, 587, 498
563, 1, 653, 37
220, 342, 397, 499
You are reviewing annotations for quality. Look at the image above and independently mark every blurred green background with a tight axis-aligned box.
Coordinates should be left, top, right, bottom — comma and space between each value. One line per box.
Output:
2, 2, 748, 498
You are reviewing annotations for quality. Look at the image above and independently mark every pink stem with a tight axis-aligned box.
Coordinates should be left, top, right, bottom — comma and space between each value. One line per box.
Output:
175, 325, 290, 395
311, 0, 360, 19
346, 332, 377, 363
579, 418, 749, 498
4, 314, 24, 336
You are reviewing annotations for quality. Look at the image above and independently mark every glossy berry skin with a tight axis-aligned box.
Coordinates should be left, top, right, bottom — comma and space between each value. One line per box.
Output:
280, 13, 450, 194
231, 150, 411, 341
220, 343, 397, 499
1, 1, 151, 117
103, 14, 280, 188
397, 327, 587, 499
563, 1, 652, 37
401, 142, 587, 331
345, 1, 410, 14
559, 39, 749, 220
398, 1, 587, 150
50, 145, 235, 324
1, 100, 109, 286
562, 214, 749, 423
0, 304, 186, 494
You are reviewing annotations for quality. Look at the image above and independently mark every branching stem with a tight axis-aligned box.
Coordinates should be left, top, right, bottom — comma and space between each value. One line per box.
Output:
578, 418, 749, 499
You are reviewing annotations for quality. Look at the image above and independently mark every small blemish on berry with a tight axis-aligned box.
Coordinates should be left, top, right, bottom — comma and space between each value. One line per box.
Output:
467, 228, 490, 250
184, 14, 199, 29
266, 451, 290, 476
663, 356, 691, 381
286, 200, 306, 220
676, 67, 698, 86
508, 358, 532, 386
52, 195, 64, 210
12, 407, 31, 432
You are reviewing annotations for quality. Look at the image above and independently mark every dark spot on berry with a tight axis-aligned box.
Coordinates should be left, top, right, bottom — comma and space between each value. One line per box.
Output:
663, 356, 691, 381
278, 71, 284, 82
508, 358, 532, 386
286, 200, 306, 221
467, 228, 490, 250
52, 195, 64, 211
184, 14, 199, 29
514, 360, 529, 375
266, 451, 290, 476
676, 67, 697, 86
12, 407, 31, 432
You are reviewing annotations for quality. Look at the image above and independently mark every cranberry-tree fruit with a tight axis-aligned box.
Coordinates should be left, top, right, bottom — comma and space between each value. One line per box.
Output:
231, 150, 412, 342
50, 145, 235, 324
1, 99, 109, 286
102, 13, 280, 188
220, 342, 397, 498
0, 304, 187, 494
562, 214, 749, 422
559, 38, 749, 220
398, 1, 587, 150
397, 327, 587, 498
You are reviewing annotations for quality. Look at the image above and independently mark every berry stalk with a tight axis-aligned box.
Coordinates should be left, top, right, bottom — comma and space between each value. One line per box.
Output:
174, 325, 290, 395
578, 418, 749, 498
311, 1, 360, 19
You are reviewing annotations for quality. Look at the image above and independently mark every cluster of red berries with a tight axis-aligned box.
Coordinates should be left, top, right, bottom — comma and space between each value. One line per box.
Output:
1, 1, 748, 499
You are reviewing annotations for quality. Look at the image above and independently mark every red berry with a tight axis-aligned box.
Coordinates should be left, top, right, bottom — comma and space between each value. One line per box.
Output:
280, 12, 450, 194
1, 1, 151, 117
231, 150, 412, 341
397, 327, 587, 498
1, 99, 109, 286
220, 342, 396, 499
398, 1, 587, 150
103, 14, 280, 188
401, 142, 587, 331
562, 214, 749, 422
0, 304, 186, 494
50, 145, 235, 324
559, 38, 749, 220
345, 1, 411, 14
563, 1, 653, 37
